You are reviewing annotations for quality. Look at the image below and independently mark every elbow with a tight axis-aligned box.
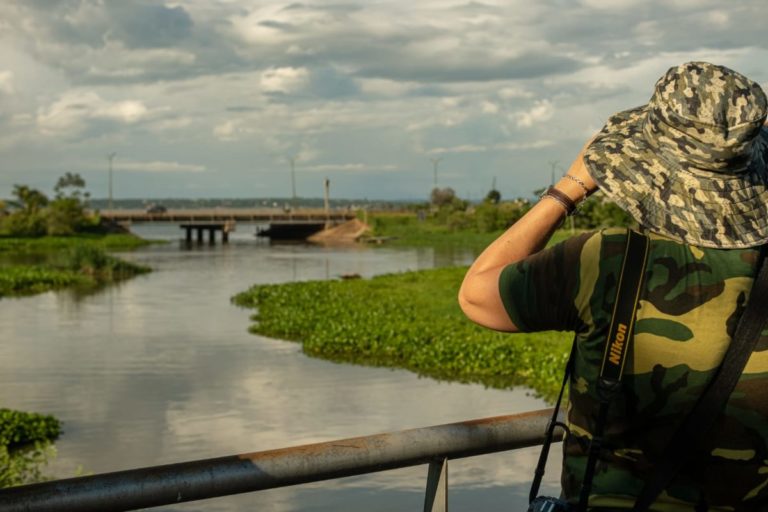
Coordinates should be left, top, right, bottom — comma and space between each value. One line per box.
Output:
458, 273, 519, 332
457, 280, 478, 318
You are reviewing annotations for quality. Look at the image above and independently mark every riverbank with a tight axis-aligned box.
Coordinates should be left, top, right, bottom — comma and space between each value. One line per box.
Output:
0, 234, 151, 297
364, 212, 579, 250
233, 265, 572, 402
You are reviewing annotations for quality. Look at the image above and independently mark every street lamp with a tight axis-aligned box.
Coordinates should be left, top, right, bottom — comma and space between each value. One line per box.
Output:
548, 160, 560, 187
107, 152, 117, 209
288, 156, 297, 208
430, 157, 442, 189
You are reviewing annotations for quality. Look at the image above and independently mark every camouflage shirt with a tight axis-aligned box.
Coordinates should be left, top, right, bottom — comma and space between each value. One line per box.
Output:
499, 228, 768, 511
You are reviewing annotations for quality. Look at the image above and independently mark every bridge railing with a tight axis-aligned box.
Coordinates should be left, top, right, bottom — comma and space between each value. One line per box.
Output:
0, 408, 563, 512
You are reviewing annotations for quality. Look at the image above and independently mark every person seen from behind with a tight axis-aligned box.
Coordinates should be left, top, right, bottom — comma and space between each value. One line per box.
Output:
458, 61, 768, 511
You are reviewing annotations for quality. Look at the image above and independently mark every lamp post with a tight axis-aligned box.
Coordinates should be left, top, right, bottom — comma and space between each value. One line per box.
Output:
107, 152, 116, 209
430, 157, 442, 189
288, 156, 297, 209
548, 160, 559, 187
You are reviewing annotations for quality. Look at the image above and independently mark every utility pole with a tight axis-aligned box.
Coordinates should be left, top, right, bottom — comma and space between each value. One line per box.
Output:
430, 157, 442, 189
548, 160, 559, 187
107, 152, 116, 209
323, 178, 330, 229
288, 156, 297, 208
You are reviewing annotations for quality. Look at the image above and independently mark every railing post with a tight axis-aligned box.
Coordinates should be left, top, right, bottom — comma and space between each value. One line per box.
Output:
423, 457, 448, 512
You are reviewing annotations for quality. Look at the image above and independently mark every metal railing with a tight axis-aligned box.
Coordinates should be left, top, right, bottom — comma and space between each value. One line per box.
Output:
0, 408, 562, 512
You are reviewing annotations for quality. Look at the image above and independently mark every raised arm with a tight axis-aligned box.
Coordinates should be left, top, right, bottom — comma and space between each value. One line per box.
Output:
458, 147, 598, 332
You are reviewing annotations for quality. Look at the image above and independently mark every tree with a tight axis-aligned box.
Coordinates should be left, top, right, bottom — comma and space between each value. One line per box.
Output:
484, 189, 501, 204
430, 187, 457, 207
3, 186, 49, 236
12, 185, 49, 212
1, 174, 97, 236
54, 172, 88, 201
47, 173, 91, 235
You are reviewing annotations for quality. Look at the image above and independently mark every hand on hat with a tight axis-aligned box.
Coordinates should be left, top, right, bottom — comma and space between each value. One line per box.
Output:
555, 141, 599, 205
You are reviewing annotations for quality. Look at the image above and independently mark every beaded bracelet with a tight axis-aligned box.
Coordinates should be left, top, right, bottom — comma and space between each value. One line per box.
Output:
540, 186, 578, 216
563, 174, 589, 201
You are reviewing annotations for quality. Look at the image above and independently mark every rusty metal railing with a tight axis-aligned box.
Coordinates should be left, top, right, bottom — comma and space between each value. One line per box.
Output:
0, 408, 562, 512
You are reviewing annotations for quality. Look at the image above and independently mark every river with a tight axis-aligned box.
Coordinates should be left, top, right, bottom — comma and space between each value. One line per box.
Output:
0, 224, 561, 511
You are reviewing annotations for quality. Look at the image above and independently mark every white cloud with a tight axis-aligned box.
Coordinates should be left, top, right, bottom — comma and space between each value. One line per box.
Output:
301, 163, 399, 172
116, 160, 206, 173
0, 71, 15, 95
498, 86, 534, 100
358, 78, 415, 97
3, 1, 768, 199
428, 144, 488, 154
36, 90, 149, 135
580, 0, 645, 9
515, 99, 555, 128
213, 120, 253, 141
428, 140, 554, 154
260, 67, 310, 94
481, 101, 499, 114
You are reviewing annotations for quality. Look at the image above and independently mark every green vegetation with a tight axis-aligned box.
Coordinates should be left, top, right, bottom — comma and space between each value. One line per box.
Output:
0, 244, 149, 298
0, 173, 151, 297
0, 408, 61, 487
1, 173, 101, 237
234, 266, 572, 402
366, 188, 632, 249
0, 233, 150, 252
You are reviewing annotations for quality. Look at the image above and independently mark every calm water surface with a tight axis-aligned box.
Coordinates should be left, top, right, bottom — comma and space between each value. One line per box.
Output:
0, 224, 561, 511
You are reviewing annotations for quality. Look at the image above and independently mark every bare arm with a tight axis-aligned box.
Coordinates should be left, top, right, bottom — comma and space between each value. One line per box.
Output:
458, 147, 598, 332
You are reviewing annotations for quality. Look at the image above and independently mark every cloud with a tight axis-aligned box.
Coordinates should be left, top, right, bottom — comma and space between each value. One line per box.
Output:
36, 90, 149, 136
515, 100, 555, 128
0, 71, 15, 95
116, 160, 206, 173
260, 67, 310, 94
105, 2, 194, 49
3, 1, 768, 199
300, 163, 399, 173
427, 140, 554, 154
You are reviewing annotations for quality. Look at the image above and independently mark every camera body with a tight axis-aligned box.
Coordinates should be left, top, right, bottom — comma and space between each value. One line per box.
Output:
527, 496, 573, 512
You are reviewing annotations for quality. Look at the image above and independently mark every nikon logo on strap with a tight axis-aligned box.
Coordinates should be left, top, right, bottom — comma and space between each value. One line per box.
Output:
608, 323, 628, 366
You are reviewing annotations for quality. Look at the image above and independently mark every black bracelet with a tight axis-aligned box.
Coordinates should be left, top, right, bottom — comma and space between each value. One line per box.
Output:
540, 186, 578, 216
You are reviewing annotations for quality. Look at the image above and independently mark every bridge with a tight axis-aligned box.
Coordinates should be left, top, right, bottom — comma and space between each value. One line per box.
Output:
98, 208, 358, 241
98, 208, 357, 223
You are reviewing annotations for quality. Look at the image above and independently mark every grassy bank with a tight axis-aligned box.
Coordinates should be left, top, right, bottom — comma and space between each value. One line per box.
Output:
365, 213, 504, 247
233, 266, 572, 402
0, 233, 151, 253
0, 235, 151, 297
365, 212, 578, 250
0, 408, 61, 487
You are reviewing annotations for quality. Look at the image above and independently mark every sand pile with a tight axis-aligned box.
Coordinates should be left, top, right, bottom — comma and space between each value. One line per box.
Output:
307, 218, 371, 243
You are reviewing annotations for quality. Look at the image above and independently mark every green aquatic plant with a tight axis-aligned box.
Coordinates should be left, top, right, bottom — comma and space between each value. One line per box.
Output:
234, 267, 572, 401
0, 408, 61, 488
0, 244, 149, 297
0, 266, 87, 296
0, 234, 151, 253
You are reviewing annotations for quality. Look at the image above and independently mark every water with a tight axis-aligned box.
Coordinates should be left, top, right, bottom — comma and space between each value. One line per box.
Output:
0, 224, 561, 510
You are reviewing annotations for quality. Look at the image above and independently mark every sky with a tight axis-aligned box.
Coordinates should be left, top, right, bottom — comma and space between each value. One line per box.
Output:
1, 1, 767, 201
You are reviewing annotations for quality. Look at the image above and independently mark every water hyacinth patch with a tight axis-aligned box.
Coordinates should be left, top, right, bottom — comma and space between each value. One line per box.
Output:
233, 266, 572, 402
0, 408, 61, 488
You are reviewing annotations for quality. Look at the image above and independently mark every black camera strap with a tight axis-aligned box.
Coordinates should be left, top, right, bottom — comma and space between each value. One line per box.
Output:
577, 229, 649, 512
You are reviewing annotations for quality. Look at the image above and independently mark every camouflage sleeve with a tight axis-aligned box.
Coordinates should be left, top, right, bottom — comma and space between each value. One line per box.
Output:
498, 231, 594, 332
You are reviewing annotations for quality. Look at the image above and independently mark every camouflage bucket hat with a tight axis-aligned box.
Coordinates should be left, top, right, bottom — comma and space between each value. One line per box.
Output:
584, 61, 768, 248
